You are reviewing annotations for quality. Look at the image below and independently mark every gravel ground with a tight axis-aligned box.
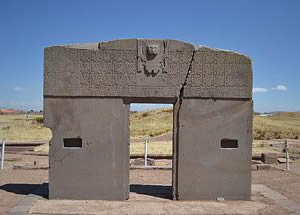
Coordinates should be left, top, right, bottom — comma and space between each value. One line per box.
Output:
1, 153, 300, 214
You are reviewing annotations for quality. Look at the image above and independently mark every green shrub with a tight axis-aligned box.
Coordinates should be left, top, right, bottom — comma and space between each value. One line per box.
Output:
35, 117, 44, 124
142, 112, 149, 117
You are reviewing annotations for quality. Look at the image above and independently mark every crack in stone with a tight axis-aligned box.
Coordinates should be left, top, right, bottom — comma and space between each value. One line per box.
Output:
178, 49, 196, 106
174, 49, 196, 199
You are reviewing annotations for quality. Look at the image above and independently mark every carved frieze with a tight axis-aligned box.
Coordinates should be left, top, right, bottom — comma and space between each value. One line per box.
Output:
44, 40, 252, 98
184, 49, 252, 98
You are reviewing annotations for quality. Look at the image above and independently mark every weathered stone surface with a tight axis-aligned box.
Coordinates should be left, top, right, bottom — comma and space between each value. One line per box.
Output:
256, 164, 271, 170
45, 98, 130, 200
184, 47, 252, 98
44, 39, 252, 99
177, 99, 253, 200
44, 39, 195, 98
261, 153, 278, 164
277, 158, 292, 163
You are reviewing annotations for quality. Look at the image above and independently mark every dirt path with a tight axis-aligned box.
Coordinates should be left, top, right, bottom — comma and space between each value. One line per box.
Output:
0, 169, 48, 214
252, 169, 300, 205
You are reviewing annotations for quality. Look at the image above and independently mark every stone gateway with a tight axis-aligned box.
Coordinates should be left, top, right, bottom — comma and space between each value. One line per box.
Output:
44, 39, 253, 200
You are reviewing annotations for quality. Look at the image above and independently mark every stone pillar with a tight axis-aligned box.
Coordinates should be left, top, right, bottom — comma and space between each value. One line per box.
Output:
45, 98, 129, 200
176, 99, 253, 200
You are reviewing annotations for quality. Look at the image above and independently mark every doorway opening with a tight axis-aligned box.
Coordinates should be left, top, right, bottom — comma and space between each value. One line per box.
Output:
129, 103, 174, 200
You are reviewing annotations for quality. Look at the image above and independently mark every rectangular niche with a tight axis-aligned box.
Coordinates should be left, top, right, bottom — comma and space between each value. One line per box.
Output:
63, 138, 82, 148
221, 138, 238, 149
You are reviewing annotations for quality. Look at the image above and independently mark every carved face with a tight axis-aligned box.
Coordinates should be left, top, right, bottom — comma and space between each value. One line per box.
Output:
147, 45, 159, 55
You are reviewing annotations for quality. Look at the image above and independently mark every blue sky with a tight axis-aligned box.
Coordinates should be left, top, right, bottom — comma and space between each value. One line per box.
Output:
0, 0, 299, 112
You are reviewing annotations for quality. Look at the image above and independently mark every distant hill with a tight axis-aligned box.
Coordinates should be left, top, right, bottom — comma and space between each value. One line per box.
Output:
130, 108, 173, 137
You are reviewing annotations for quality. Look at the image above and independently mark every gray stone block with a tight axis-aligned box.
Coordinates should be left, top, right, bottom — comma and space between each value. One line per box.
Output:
176, 99, 252, 200
45, 98, 130, 200
184, 47, 252, 98
257, 164, 271, 170
261, 153, 278, 164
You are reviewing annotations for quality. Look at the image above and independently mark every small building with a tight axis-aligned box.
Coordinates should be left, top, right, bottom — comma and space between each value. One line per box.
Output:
0, 109, 20, 114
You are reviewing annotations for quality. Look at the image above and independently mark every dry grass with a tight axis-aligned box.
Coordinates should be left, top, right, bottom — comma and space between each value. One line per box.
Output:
3, 109, 299, 157
254, 112, 300, 140
130, 108, 173, 137
1, 109, 300, 142
130, 141, 172, 156
0, 114, 51, 141
252, 140, 282, 155
132, 109, 300, 140
34, 141, 173, 156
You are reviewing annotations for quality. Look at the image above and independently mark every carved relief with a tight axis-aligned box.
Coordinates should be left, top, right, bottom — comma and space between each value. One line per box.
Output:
44, 48, 56, 94
91, 50, 113, 88
113, 50, 136, 87
44, 40, 252, 98
79, 50, 92, 95
214, 64, 225, 87
167, 51, 180, 87
185, 50, 252, 98
137, 40, 169, 86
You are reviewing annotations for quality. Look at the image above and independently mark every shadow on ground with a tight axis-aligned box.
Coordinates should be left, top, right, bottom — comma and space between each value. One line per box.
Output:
0, 183, 172, 200
0, 183, 48, 198
130, 184, 172, 199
